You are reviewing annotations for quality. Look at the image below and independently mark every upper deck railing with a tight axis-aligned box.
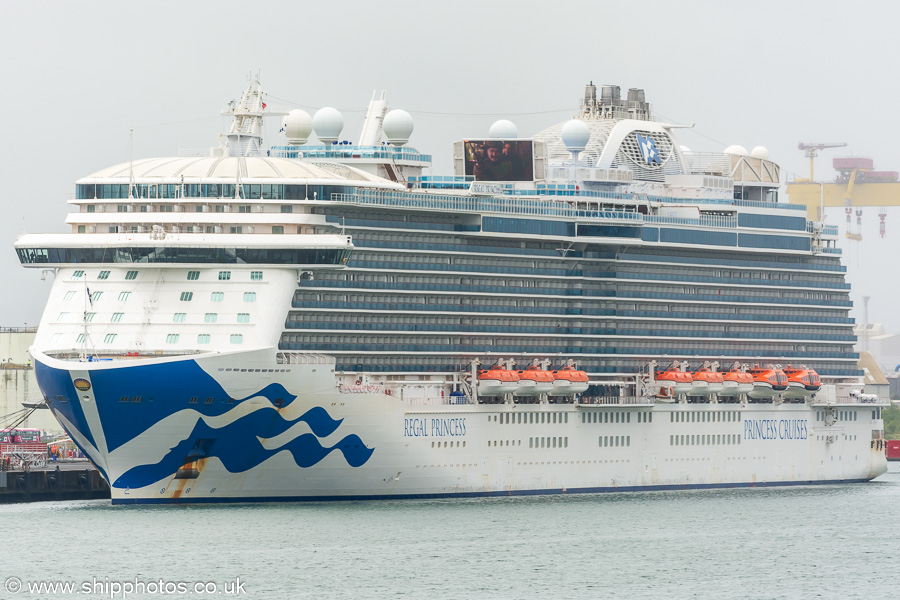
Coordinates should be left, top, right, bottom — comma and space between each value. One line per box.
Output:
270, 144, 432, 164
330, 189, 803, 232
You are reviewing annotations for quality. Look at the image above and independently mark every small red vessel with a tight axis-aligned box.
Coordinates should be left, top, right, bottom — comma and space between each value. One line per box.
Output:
886, 440, 900, 461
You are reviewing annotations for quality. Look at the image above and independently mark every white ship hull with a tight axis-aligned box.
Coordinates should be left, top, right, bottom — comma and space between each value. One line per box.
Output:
33, 349, 887, 505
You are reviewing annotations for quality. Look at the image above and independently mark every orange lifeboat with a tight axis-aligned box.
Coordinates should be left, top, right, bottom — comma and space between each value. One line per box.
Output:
517, 366, 555, 396
747, 364, 788, 398
655, 364, 693, 396
781, 365, 821, 398
690, 364, 724, 395
477, 366, 519, 396
551, 365, 589, 395
720, 368, 754, 395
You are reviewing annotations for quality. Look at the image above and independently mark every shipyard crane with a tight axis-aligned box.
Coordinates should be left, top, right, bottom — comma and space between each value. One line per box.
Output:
798, 141, 848, 183
787, 149, 900, 242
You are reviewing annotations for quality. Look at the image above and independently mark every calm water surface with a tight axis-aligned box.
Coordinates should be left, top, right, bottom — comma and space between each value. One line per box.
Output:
3, 464, 898, 599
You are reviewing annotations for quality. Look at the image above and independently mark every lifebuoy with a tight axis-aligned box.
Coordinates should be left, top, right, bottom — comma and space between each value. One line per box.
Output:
355, 379, 362, 385
385, 389, 392, 396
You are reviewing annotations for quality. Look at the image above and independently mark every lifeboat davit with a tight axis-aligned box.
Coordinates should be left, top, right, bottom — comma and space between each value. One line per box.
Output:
720, 368, 754, 395
690, 365, 724, 395
747, 365, 788, 398
781, 365, 821, 398
655, 365, 693, 396
516, 366, 555, 396
551, 366, 589, 395
477, 367, 519, 396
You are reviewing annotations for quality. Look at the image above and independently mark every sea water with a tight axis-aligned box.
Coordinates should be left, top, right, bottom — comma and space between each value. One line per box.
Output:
2, 463, 898, 599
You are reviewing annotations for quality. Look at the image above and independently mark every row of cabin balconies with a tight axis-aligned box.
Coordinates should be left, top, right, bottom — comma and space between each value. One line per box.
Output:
73, 224, 310, 234
77, 203, 304, 214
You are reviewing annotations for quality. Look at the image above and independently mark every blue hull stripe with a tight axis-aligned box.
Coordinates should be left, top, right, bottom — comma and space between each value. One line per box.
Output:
111, 478, 874, 505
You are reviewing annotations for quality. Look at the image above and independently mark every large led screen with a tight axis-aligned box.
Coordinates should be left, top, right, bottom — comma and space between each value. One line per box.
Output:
463, 140, 534, 182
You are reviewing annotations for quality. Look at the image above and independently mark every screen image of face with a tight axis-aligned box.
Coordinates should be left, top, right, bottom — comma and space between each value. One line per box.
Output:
464, 140, 534, 182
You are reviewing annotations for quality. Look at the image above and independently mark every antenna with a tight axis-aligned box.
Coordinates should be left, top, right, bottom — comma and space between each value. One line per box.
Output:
128, 128, 135, 199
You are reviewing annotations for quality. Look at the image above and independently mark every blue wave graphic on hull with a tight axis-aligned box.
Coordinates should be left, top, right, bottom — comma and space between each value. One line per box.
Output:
85, 360, 310, 452
112, 406, 374, 489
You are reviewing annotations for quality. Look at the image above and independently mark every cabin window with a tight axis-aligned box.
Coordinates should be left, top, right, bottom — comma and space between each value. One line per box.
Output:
204, 313, 217, 323
243, 292, 256, 302
180, 292, 193, 301
230, 334, 243, 344
218, 271, 231, 280
187, 271, 200, 280
111, 313, 123, 322
118, 291, 131, 301
104, 334, 116, 343
198, 334, 211, 344
166, 334, 179, 344
211, 292, 224, 302
126, 271, 138, 280
237, 313, 250, 323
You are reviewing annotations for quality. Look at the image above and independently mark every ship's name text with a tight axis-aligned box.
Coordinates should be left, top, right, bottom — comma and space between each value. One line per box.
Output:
404, 417, 467, 437
743, 419, 808, 441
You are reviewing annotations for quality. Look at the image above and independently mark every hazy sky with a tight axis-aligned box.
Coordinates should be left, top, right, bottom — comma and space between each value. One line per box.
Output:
2, 0, 899, 332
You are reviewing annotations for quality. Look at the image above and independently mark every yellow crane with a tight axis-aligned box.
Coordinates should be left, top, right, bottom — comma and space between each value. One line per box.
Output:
787, 146, 899, 241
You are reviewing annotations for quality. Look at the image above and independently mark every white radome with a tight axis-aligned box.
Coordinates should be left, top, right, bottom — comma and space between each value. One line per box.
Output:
723, 144, 749, 156
489, 119, 518, 139
383, 109, 415, 146
284, 109, 314, 145
313, 107, 344, 143
561, 120, 591, 152
751, 146, 769, 160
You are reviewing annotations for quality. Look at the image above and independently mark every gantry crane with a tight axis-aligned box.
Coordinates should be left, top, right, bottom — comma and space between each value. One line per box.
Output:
787, 148, 899, 241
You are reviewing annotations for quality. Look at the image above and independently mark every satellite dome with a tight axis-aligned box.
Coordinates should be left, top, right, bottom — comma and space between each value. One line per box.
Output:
489, 119, 518, 139
561, 120, 591, 152
284, 109, 313, 145
383, 109, 414, 146
750, 145, 770, 160
313, 107, 344, 144
723, 145, 749, 156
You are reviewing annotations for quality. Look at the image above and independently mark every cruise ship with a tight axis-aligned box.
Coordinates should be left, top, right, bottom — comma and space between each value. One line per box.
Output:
16, 80, 888, 504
